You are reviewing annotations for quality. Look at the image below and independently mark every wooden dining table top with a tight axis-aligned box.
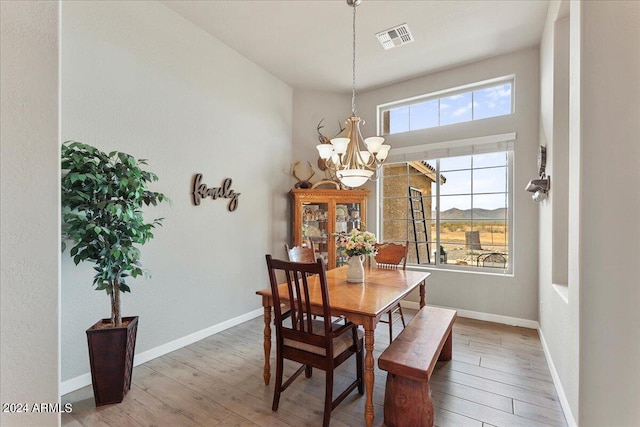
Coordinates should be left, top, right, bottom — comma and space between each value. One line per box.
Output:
255, 265, 430, 318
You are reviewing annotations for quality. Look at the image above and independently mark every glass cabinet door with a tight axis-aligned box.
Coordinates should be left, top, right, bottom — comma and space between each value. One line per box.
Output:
291, 189, 369, 270
334, 202, 363, 267
301, 202, 329, 265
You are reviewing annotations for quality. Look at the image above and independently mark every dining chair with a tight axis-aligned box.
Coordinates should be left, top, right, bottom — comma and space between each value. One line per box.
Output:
265, 255, 364, 427
374, 241, 409, 343
285, 240, 316, 263
286, 240, 334, 321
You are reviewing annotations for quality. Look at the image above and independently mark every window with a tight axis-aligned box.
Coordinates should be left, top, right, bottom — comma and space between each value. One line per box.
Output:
381, 79, 513, 135
379, 144, 513, 273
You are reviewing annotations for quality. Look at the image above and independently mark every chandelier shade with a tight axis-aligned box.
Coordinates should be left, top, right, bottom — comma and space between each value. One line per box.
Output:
316, 0, 390, 188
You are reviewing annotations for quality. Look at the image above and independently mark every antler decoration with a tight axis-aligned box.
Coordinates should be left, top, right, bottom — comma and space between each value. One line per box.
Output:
316, 118, 346, 171
291, 161, 316, 189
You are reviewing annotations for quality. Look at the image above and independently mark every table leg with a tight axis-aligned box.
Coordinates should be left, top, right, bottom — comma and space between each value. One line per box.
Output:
262, 303, 272, 385
364, 318, 376, 427
419, 281, 426, 308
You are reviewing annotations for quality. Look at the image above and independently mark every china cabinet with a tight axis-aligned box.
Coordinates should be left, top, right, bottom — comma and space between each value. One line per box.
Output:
291, 189, 369, 269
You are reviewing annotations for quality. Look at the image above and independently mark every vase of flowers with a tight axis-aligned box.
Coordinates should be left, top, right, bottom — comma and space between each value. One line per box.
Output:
335, 229, 377, 283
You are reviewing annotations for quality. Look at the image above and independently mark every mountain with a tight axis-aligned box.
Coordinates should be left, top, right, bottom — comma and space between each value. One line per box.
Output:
438, 207, 507, 221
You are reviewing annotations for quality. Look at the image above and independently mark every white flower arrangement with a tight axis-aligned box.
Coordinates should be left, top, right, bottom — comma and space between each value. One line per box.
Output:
335, 229, 378, 257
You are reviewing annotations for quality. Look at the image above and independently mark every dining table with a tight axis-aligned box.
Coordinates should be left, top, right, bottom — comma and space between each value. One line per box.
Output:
256, 265, 430, 427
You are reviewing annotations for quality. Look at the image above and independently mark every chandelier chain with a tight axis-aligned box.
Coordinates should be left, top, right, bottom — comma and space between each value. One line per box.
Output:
352, 2, 357, 115
314, 0, 388, 188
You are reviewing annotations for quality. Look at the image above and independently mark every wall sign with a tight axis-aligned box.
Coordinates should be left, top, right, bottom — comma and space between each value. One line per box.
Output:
192, 174, 240, 212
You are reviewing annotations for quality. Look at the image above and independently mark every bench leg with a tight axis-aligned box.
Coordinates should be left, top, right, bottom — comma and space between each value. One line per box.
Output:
383, 374, 434, 427
438, 329, 453, 361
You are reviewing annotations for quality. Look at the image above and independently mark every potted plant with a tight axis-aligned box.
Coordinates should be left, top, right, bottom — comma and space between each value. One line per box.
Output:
61, 141, 168, 406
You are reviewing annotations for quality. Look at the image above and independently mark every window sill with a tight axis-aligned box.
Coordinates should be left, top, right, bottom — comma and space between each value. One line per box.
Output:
407, 264, 514, 278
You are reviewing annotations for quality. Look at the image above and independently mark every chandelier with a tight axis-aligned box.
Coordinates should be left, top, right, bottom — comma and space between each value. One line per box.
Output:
316, 0, 390, 188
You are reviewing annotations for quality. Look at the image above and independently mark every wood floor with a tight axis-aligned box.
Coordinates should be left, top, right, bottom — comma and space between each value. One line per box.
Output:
62, 310, 568, 427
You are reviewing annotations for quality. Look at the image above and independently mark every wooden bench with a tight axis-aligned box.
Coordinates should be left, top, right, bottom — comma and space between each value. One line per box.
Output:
378, 306, 457, 427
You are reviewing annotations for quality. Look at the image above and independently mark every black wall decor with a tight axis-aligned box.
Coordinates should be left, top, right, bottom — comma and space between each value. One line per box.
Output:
192, 174, 240, 211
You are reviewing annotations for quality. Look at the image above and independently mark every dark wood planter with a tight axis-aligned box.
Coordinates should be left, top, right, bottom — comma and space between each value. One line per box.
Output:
86, 316, 138, 406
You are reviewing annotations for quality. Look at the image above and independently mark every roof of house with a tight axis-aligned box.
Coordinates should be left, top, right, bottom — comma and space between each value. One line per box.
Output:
409, 161, 447, 184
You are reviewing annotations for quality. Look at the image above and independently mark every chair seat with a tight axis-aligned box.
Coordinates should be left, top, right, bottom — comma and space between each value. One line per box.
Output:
284, 320, 364, 356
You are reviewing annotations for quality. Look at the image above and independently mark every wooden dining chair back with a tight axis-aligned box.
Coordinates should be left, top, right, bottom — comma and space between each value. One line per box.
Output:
285, 240, 316, 263
265, 255, 364, 427
374, 242, 408, 270
374, 241, 409, 342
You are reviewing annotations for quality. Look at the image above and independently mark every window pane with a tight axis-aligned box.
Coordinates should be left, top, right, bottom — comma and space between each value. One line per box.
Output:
382, 163, 409, 177
440, 155, 472, 171
440, 92, 473, 126
406, 240, 434, 265
383, 197, 410, 220
421, 196, 436, 222
473, 194, 508, 212
440, 170, 472, 195
389, 106, 409, 134
477, 254, 507, 268
473, 152, 508, 168
476, 223, 508, 250
440, 220, 471, 245
439, 243, 465, 266
382, 219, 410, 242
473, 167, 507, 194
383, 175, 408, 197
440, 194, 471, 212
473, 83, 512, 120
410, 100, 438, 131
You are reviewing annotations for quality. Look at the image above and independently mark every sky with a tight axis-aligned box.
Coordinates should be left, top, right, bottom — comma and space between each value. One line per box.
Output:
389, 82, 512, 133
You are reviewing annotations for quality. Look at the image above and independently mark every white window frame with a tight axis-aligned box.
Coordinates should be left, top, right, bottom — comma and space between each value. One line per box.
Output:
375, 133, 515, 276
378, 75, 515, 135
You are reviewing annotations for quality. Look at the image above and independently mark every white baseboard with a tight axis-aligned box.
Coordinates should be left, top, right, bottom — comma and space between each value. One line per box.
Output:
538, 329, 578, 427
399, 301, 577, 426
59, 307, 264, 396
60, 373, 92, 396
400, 301, 540, 329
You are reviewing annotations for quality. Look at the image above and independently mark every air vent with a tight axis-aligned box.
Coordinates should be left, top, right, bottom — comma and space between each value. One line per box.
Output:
376, 23, 414, 50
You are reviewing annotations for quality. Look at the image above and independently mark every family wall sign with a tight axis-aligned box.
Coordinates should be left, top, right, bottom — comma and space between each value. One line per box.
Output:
191, 174, 240, 212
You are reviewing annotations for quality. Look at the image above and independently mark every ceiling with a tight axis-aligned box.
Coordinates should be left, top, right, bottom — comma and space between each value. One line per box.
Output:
162, 0, 549, 93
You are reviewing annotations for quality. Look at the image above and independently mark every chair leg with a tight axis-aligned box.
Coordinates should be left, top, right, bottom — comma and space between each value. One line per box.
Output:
356, 339, 364, 395
388, 310, 394, 342
272, 350, 284, 411
323, 368, 334, 427
305, 365, 313, 378
398, 303, 406, 328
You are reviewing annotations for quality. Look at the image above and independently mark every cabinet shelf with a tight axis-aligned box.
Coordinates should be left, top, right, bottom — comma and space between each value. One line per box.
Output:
291, 189, 369, 270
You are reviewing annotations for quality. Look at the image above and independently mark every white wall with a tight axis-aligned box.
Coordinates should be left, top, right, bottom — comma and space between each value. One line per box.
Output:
578, 1, 640, 425
540, 1, 640, 425
0, 1, 60, 426
293, 48, 541, 322
60, 1, 292, 383
538, 1, 579, 422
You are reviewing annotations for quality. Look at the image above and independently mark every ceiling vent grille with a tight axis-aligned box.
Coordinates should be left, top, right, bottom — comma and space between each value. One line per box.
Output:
376, 23, 414, 50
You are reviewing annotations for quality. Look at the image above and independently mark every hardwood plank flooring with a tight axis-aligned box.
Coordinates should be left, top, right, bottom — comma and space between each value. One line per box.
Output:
62, 311, 567, 427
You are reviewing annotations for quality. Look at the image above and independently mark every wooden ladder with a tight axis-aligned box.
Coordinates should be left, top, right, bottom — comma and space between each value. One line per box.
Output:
409, 187, 431, 264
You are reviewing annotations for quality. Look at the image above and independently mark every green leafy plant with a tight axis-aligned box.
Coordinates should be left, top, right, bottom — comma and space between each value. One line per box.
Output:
61, 141, 168, 327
